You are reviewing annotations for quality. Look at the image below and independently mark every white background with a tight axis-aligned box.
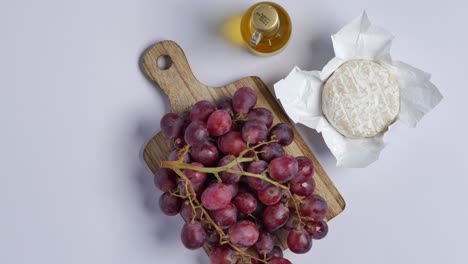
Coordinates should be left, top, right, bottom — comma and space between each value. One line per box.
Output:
1, 0, 467, 263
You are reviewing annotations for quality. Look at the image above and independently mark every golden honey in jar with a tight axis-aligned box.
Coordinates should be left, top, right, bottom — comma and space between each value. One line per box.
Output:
240, 2, 292, 56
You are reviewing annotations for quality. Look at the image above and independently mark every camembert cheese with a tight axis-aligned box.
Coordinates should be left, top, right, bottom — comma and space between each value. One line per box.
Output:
322, 60, 400, 139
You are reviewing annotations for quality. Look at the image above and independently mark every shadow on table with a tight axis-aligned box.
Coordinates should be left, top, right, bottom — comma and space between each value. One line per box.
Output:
134, 116, 183, 241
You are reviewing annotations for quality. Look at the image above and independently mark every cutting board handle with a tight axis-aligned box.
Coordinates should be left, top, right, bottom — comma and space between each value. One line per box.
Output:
141, 40, 205, 112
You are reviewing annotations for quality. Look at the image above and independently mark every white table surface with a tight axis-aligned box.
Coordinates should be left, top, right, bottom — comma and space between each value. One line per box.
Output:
1, 0, 467, 263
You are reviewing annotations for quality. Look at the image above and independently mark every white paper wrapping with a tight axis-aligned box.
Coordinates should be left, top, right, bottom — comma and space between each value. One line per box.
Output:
274, 12, 443, 168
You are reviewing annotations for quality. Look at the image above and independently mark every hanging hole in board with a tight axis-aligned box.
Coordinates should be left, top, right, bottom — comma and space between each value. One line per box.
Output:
157, 55, 172, 70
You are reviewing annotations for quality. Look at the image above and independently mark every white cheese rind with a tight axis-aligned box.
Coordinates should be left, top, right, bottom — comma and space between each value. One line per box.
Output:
322, 60, 400, 139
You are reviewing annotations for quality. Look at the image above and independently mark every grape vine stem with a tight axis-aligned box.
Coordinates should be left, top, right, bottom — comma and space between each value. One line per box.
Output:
160, 140, 308, 264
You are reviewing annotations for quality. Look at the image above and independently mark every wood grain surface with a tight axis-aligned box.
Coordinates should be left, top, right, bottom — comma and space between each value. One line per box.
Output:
141, 40, 345, 226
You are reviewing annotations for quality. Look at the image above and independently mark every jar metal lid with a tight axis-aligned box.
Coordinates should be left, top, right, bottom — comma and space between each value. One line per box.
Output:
251, 4, 279, 33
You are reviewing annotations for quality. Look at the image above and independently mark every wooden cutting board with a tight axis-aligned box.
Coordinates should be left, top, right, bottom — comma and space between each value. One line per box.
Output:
141, 40, 345, 221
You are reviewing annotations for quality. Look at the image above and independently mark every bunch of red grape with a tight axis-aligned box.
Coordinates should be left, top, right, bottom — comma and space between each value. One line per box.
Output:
154, 87, 329, 264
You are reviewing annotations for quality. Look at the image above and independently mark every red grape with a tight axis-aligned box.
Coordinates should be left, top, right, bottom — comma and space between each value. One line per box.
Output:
259, 142, 284, 162
159, 192, 182, 216
154, 168, 177, 192
226, 183, 239, 197
236, 181, 251, 194
228, 220, 259, 247
183, 162, 207, 185
287, 227, 312, 254
269, 123, 294, 146
218, 155, 242, 184
190, 141, 219, 165
291, 156, 314, 183
190, 100, 216, 122
232, 87, 257, 114
184, 121, 209, 145
247, 107, 273, 128
210, 246, 237, 264
233, 193, 257, 214
170, 134, 186, 150
168, 149, 191, 163
181, 221, 207, 250
269, 155, 298, 182
216, 96, 234, 115
246, 176, 271, 192
204, 229, 220, 248
194, 183, 205, 197
251, 201, 266, 219
291, 177, 316, 196
255, 231, 274, 255
242, 120, 268, 145
257, 185, 283, 206
305, 220, 328, 240
180, 201, 202, 222
243, 150, 255, 158
201, 183, 233, 210
210, 203, 238, 229
218, 131, 247, 156
270, 257, 292, 264
207, 110, 232, 136
246, 161, 270, 190
179, 110, 191, 127
235, 259, 258, 264
262, 203, 289, 231
160, 113, 183, 139
246, 160, 269, 174
300, 194, 328, 221
178, 178, 204, 197
284, 214, 300, 230
267, 246, 283, 258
